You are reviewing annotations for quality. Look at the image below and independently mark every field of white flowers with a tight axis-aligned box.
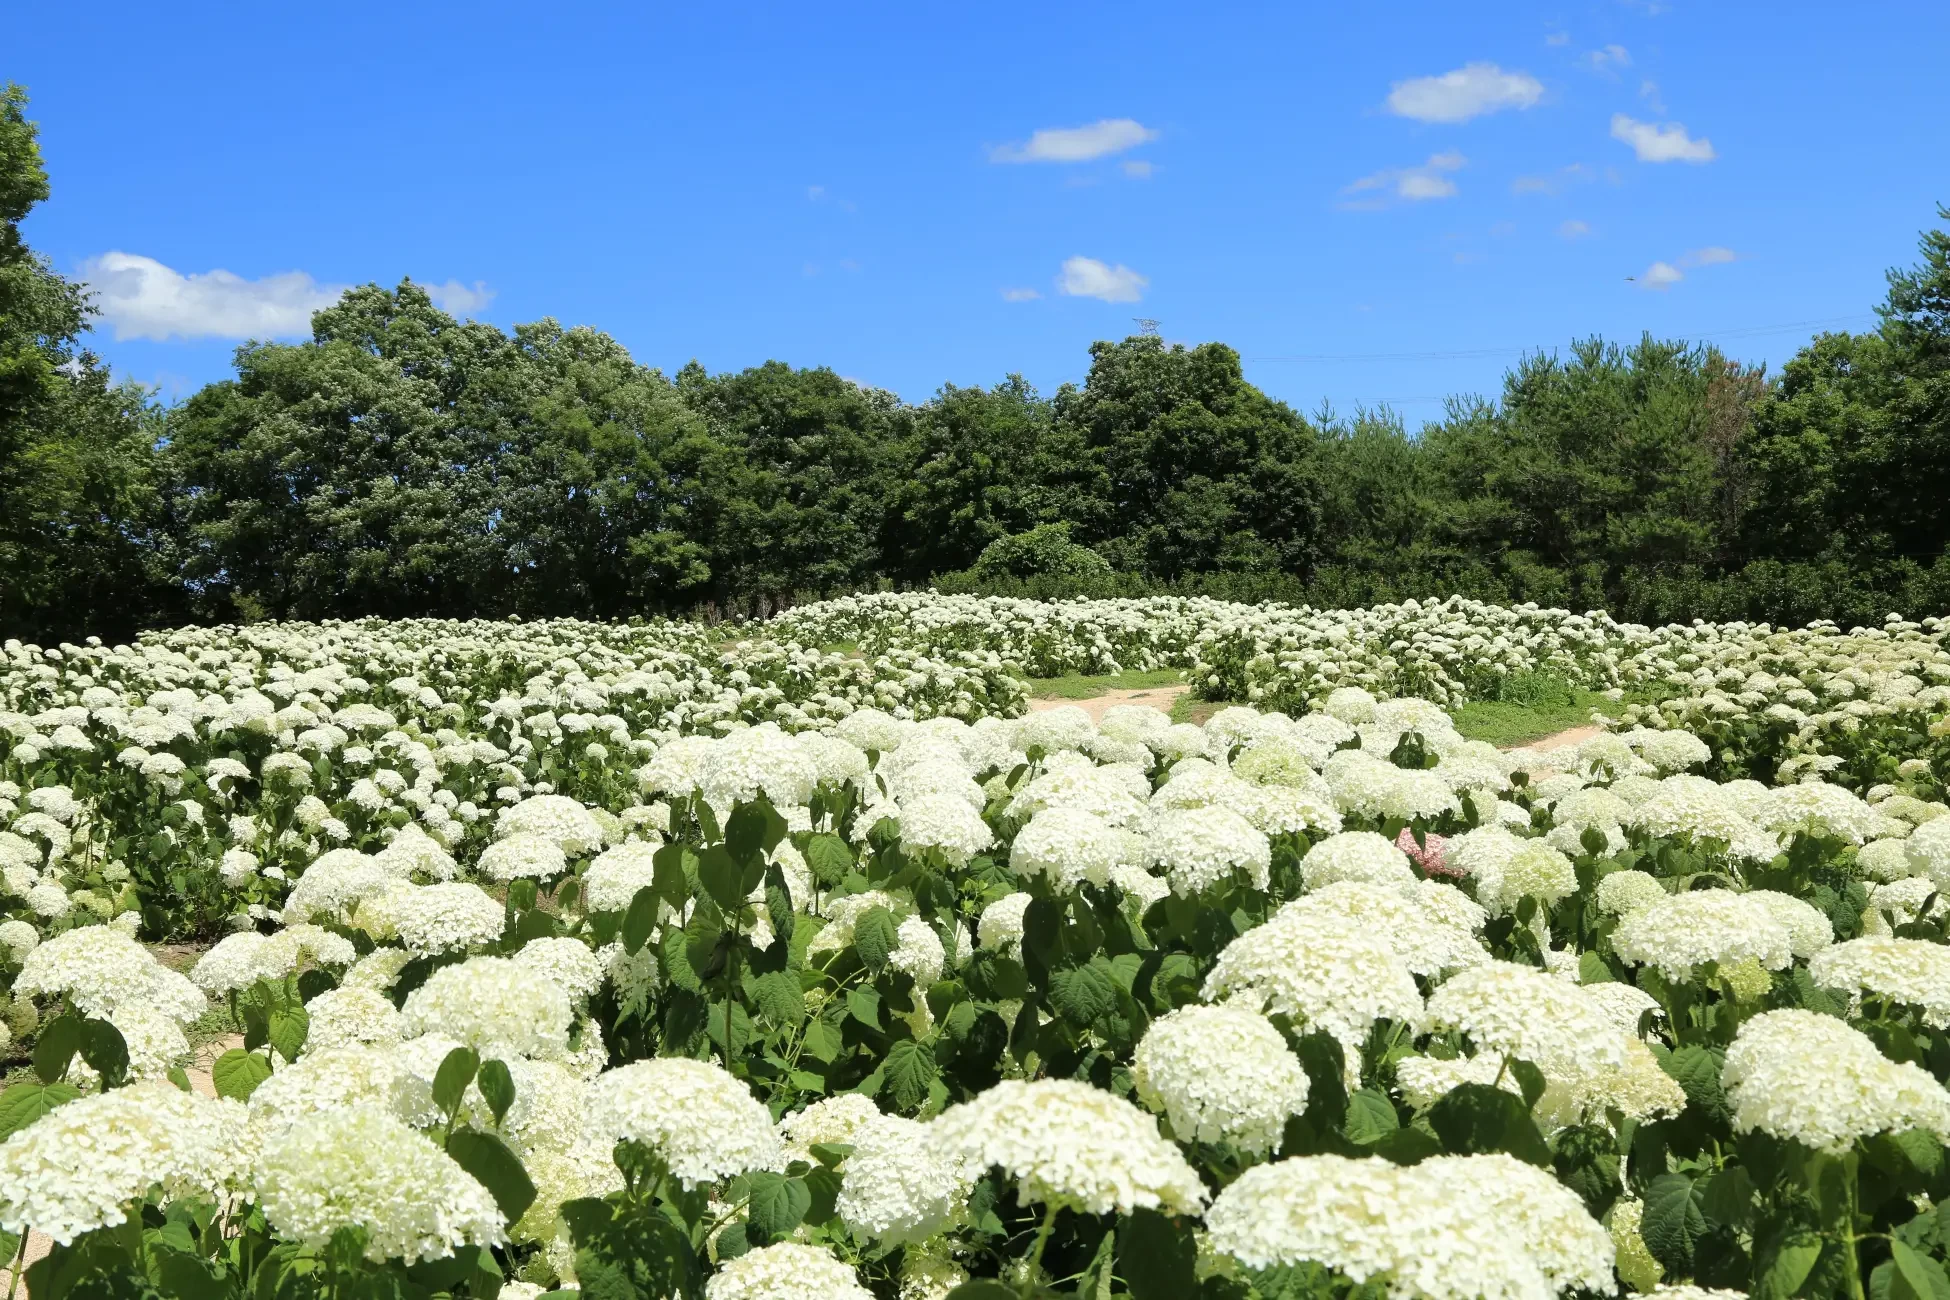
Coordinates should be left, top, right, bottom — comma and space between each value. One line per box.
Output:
1, 594, 1948, 1300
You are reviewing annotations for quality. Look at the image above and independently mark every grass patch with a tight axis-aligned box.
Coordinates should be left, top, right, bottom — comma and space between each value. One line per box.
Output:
1448, 671, 1614, 747
1025, 668, 1186, 700
1170, 693, 1225, 727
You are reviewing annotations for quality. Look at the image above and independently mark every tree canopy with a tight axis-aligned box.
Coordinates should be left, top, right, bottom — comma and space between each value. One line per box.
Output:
1, 83, 1945, 637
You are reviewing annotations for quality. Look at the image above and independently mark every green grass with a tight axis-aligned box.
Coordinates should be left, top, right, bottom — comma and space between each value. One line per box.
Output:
1170, 692, 1223, 726
1024, 667, 1187, 700
1448, 671, 1616, 747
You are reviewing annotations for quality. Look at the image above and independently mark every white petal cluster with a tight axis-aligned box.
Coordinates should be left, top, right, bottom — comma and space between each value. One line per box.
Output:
401, 955, 573, 1057
833, 1113, 967, 1243
705, 1242, 874, 1300
1132, 1004, 1309, 1154
1009, 807, 1120, 890
1722, 1009, 1950, 1152
931, 1079, 1207, 1216
1611, 890, 1794, 980
1205, 1153, 1612, 1300
1148, 805, 1272, 895
585, 1058, 782, 1187
1202, 913, 1423, 1064
1809, 936, 1950, 1026
254, 1105, 506, 1263
1423, 961, 1627, 1082
0, 1085, 252, 1243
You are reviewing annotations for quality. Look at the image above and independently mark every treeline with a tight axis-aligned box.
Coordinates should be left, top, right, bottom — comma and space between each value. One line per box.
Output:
3, 84, 1949, 641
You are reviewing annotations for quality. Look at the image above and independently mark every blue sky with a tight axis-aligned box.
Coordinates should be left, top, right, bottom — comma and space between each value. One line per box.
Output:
13, 0, 1947, 423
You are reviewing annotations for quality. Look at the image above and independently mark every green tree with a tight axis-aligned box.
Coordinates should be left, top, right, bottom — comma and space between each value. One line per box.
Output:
677, 361, 905, 607
1050, 336, 1325, 577
889, 375, 1094, 580
1740, 207, 1950, 564
0, 83, 176, 642
1421, 336, 1753, 599
168, 283, 721, 621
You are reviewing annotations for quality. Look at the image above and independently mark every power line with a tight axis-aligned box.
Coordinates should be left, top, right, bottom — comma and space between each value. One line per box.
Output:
1245, 314, 1877, 364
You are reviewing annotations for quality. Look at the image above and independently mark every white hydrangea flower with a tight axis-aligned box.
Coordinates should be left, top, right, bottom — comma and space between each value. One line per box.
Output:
402, 955, 572, 1057
478, 832, 569, 882
833, 1113, 967, 1244
1722, 1010, 1950, 1153
585, 1058, 781, 1188
1205, 1153, 1612, 1300
1298, 831, 1415, 890
705, 1242, 873, 1300
931, 1080, 1206, 1216
1132, 1004, 1309, 1155
1809, 936, 1950, 1026
895, 794, 995, 866
1010, 807, 1120, 891
254, 1106, 506, 1263
389, 882, 506, 955
977, 892, 1033, 955
305, 985, 407, 1050
1611, 889, 1794, 981
1148, 805, 1271, 896
1202, 913, 1422, 1072
1423, 961, 1628, 1083
0, 1084, 253, 1244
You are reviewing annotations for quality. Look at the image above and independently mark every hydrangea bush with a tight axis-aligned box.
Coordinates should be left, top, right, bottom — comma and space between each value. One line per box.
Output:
0, 596, 1947, 1299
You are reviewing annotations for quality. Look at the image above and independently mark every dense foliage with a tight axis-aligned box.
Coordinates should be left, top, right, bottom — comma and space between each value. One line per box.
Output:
3, 593, 1950, 1300
2, 87, 1948, 641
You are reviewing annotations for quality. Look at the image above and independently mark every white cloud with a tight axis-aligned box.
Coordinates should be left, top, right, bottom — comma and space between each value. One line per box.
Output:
423, 279, 495, 315
1586, 44, 1631, 69
1610, 114, 1716, 163
1121, 160, 1154, 179
1639, 80, 1666, 113
79, 252, 346, 342
1640, 260, 1684, 289
1001, 287, 1042, 302
1545, 31, 1571, 46
991, 119, 1157, 163
1056, 256, 1147, 303
1559, 219, 1592, 239
1343, 152, 1465, 207
1636, 246, 1738, 288
1385, 63, 1543, 123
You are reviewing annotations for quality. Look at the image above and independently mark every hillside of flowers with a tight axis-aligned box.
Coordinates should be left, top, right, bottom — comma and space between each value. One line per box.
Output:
2, 594, 1950, 1300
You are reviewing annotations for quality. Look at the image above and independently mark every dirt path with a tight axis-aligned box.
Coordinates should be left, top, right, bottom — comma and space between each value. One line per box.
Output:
1505, 724, 1603, 753
1027, 683, 1191, 724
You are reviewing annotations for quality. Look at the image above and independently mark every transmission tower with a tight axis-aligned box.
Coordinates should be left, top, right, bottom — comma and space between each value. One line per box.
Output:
1132, 317, 1161, 336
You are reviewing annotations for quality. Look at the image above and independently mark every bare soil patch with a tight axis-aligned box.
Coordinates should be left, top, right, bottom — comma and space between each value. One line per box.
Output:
1027, 683, 1191, 725
1505, 724, 1603, 753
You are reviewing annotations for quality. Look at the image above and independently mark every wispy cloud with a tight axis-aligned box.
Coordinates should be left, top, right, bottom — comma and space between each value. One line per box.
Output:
1640, 260, 1684, 289
991, 119, 1158, 163
1512, 162, 1593, 196
79, 252, 346, 341
1385, 63, 1543, 123
1635, 246, 1739, 290
1585, 43, 1632, 70
1056, 256, 1148, 303
1639, 80, 1666, 113
1342, 152, 1466, 208
1000, 287, 1042, 302
1559, 219, 1593, 239
1121, 160, 1154, 179
1611, 113, 1717, 163
424, 280, 494, 315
